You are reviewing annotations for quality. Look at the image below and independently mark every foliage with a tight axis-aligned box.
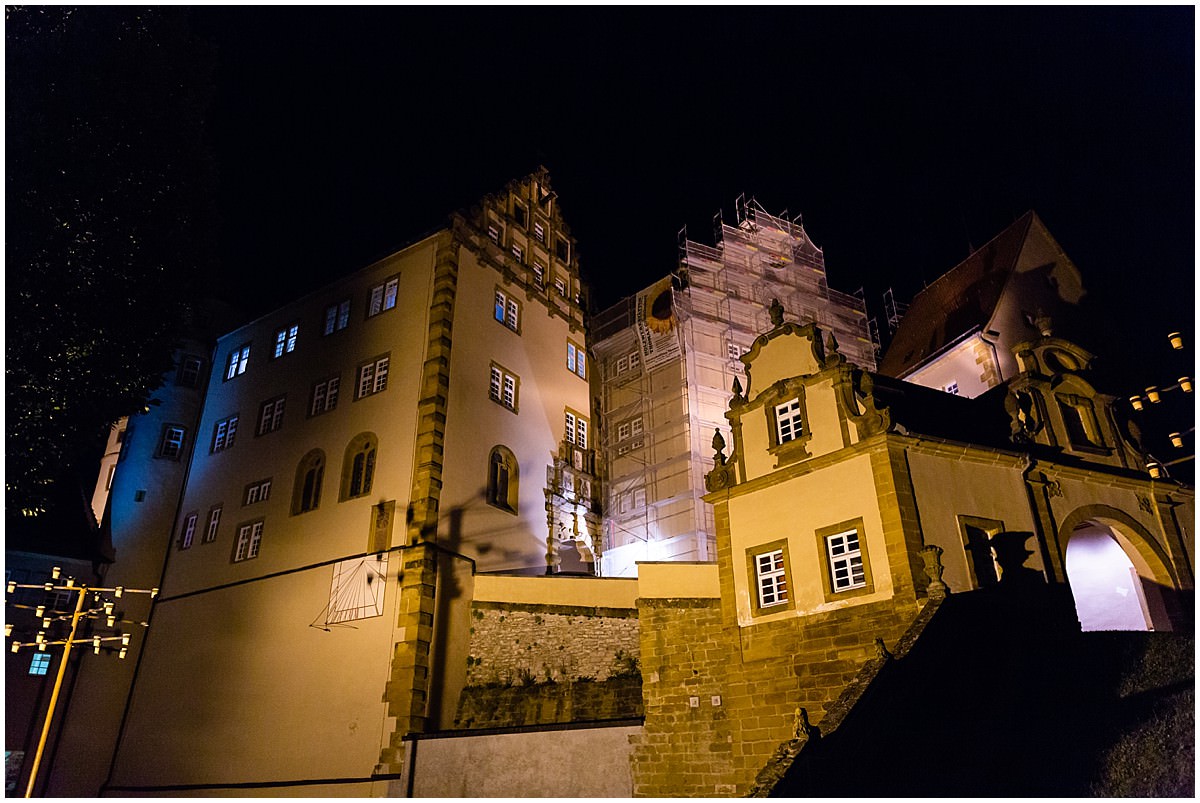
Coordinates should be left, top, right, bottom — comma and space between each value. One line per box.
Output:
609, 648, 641, 679
6, 7, 217, 516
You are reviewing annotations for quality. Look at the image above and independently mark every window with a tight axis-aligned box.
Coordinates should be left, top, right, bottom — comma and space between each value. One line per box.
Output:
489, 364, 519, 412
324, 300, 351, 335
511, 243, 524, 263
959, 516, 1003, 589
158, 425, 186, 460
30, 653, 51, 676
244, 478, 272, 506
532, 259, 545, 285
628, 351, 640, 371
356, 355, 390, 399
367, 275, 399, 317
555, 238, 570, 263
554, 276, 567, 297
293, 450, 325, 515
727, 342, 744, 361
487, 221, 502, 244
512, 202, 527, 227
257, 396, 286, 435
533, 221, 545, 243
826, 529, 866, 592
225, 344, 250, 380
756, 550, 788, 607
618, 422, 631, 441
233, 521, 263, 563
486, 445, 519, 513
205, 506, 222, 543
179, 512, 198, 550
944, 381, 959, 396
273, 324, 299, 358
341, 433, 378, 500
565, 409, 589, 449
616, 356, 628, 374
212, 416, 239, 453
494, 288, 520, 332
310, 376, 340, 416
566, 340, 586, 379
177, 355, 203, 388
775, 398, 803, 444
1058, 394, 1104, 449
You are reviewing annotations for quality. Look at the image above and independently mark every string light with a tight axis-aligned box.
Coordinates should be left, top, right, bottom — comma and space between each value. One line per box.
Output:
1145, 386, 1161, 404
1179, 377, 1192, 393
1129, 395, 1144, 411
11, 641, 20, 653
6, 581, 15, 594
118, 647, 128, 660
1170, 432, 1184, 448
35, 605, 45, 618
114, 586, 124, 598
106, 615, 116, 628
93, 636, 101, 655
121, 633, 131, 647
4, 623, 11, 638
50, 567, 61, 580
1169, 332, 1183, 350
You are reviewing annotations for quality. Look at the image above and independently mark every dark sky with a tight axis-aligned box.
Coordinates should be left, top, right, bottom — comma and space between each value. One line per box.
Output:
192, 7, 1192, 385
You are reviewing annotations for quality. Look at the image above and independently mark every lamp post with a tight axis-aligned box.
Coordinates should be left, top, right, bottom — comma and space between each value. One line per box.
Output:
5, 567, 157, 797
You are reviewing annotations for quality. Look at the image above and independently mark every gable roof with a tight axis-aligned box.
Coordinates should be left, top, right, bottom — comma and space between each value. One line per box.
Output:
880, 212, 1035, 377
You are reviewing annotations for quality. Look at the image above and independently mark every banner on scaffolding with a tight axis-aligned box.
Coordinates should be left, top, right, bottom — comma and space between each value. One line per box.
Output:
634, 276, 682, 372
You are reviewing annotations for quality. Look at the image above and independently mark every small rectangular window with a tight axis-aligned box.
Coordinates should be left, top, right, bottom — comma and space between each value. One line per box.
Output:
494, 288, 521, 332
512, 202, 527, 227
367, 275, 400, 317
273, 324, 299, 358
205, 506, 222, 543
565, 409, 589, 449
511, 243, 524, 263
180, 513, 198, 550
532, 259, 545, 285
631, 417, 643, 436
618, 422, 631, 441
158, 425, 186, 460
324, 299, 351, 335
554, 276, 567, 297
727, 342, 744, 361
487, 222, 502, 244
225, 344, 250, 380
826, 529, 866, 592
234, 521, 264, 562
533, 222, 545, 243
257, 396, 286, 436
177, 355, 203, 388
357, 356, 390, 399
29, 652, 51, 676
311, 376, 340, 416
775, 398, 803, 444
243, 479, 272, 507
489, 364, 519, 412
567, 340, 586, 379
212, 415, 239, 453
555, 238, 570, 263
755, 549, 788, 607
944, 381, 959, 396
616, 356, 628, 374
628, 351, 640, 371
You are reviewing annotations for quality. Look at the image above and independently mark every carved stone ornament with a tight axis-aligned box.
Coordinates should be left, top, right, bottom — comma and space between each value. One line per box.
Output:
1045, 478, 1063, 498
769, 297, 785, 327
730, 376, 746, 409
711, 429, 727, 466
1137, 494, 1154, 513
873, 637, 893, 661
793, 707, 814, 739
920, 545, 948, 600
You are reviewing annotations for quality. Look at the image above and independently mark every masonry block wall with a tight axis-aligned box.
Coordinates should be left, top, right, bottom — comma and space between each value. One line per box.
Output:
453, 600, 642, 729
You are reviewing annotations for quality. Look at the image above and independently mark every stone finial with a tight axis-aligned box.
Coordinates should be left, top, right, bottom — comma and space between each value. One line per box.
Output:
920, 545, 948, 600
793, 707, 813, 739
1035, 310, 1053, 337
769, 298, 785, 327
826, 330, 840, 354
711, 429, 727, 466
729, 376, 745, 408
873, 637, 893, 661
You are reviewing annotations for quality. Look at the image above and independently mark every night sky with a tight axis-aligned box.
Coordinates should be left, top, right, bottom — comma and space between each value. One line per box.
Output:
193, 8, 1191, 386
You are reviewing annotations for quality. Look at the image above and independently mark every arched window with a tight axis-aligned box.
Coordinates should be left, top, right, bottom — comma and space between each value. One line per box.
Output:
292, 449, 326, 515
486, 445, 519, 513
341, 433, 378, 501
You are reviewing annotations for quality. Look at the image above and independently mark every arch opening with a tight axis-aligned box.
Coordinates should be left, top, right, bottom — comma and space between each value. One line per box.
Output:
1065, 524, 1162, 631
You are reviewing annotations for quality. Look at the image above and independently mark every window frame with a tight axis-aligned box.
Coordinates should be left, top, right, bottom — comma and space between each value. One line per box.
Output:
293, 449, 326, 515
564, 408, 589, 450
157, 424, 187, 460
211, 415, 239, 453
272, 323, 300, 359
180, 512, 198, 550
224, 344, 251, 381
310, 375, 341, 417
816, 518, 874, 602
233, 520, 264, 563
256, 395, 286, 436
489, 363, 520, 413
204, 506, 222, 543
486, 445, 519, 514
493, 287, 521, 333
177, 355, 204, 388
243, 478, 272, 507
324, 299, 351, 336
355, 354, 390, 400
745, 538, 795, 616
30, 652, 52, 676
566, 339, 587, 379
366, 275, 400, 318
340, 433, 378, 501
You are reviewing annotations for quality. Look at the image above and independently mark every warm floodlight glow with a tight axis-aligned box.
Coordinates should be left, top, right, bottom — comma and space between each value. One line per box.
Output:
42, 618, 51, 628
37, 642, 46, 652
1169, 332, 1183, 350
43, 582, 53, 592
150, 588, 159, 599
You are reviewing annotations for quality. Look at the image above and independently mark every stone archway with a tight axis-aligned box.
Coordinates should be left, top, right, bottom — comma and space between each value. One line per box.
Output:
1058, 505, 1177, 631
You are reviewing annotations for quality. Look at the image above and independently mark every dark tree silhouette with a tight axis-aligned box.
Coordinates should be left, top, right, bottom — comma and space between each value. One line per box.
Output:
6, 7, 218, 519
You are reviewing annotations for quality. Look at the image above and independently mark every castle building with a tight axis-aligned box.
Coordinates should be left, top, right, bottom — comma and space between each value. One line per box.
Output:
592, 200, 875, 576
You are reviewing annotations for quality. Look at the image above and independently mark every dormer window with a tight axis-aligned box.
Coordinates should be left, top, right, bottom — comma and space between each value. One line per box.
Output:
775, 399, 803, 444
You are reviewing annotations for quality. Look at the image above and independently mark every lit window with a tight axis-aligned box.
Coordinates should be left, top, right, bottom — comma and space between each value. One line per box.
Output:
554, 277, 567, 297
233, 521, 263, 563
944, 381, 959, 396
158, 425, 186, 460
177, 355, 203, 388
29, 653, 51, 676
367, 275, 400, 317
564, 409, 589, 449
212, 416, 239, 453
532, 260, 545, 285
293, 450, 325, 514
310, 376, 340, 416
324, 300, 351, 335
489, 364, 519, 412
826, 529, 866, 592
225, 344, 250, 380
567, 340, 586, 379
341, 434, 378, 500
243, 478, 272, 506
494, 289, 520, 332
775, 398, 803, 444
533, 222, 545, 243
205, 506, 222, 542
511, 243, 524, 263
273, 324, 299, 358
257, 396, 286, 436
755, 549, 788, 607
356, 355, 390, 399
180, 512, 198, 550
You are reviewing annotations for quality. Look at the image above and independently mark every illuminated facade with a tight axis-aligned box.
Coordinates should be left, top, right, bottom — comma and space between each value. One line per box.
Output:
592, 200, 875, 576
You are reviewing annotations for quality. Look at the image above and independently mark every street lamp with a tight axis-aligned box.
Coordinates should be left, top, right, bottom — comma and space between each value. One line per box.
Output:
6, 568, 157, 797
